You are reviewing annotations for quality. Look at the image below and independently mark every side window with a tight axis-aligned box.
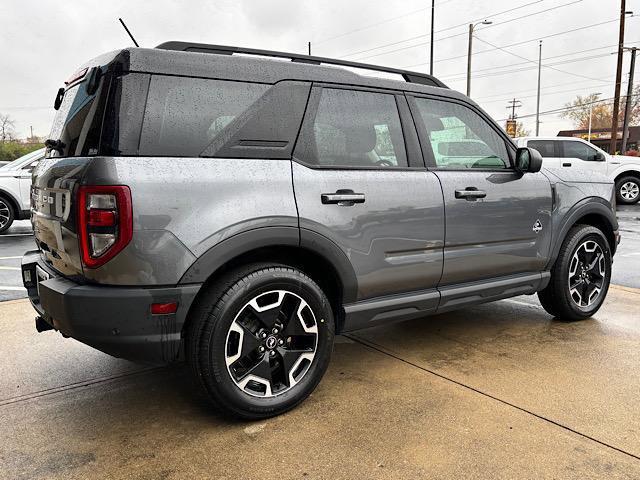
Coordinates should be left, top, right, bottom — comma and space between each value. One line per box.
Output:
299, 88, 408, 168
528, 140, 556, 157
562, 141, 598, 161
413, 97, 510, 169
139, 76, 269, 157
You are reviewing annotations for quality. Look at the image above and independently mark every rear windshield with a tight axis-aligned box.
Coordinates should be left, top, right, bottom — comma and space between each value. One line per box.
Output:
47, 79, 104, 158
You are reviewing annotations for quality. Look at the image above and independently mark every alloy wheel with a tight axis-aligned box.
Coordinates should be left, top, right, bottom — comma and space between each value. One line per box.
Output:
568, 240, 606, 308
225, 290, 318, 398
0, 199, 10, 230
620, 181, 640, 202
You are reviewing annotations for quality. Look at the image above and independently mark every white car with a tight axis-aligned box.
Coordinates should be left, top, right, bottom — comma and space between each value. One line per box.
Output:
515, 136, 640, 205
0, 148, 45, 233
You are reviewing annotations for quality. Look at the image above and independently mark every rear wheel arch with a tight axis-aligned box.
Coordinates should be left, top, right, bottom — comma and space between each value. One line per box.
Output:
180, 227, 357, 337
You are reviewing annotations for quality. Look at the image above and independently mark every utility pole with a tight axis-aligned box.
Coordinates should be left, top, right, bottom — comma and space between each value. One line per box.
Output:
466, 20, 492, 97
430, 0, 435, 75
610, 0, 627, 154
505, 98, 522, 137
507, 98, 522, 120
308, 42, 311, 56
30, 126, 34, 140
535, 40, 542, 136
621, 47, 637, 152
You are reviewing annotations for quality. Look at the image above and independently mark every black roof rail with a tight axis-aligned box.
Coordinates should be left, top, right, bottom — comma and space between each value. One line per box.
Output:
155, 41, 448, 89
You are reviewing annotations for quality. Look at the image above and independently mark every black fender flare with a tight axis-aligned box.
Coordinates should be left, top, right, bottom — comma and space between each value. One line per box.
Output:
547, 197, 618, 270
178, 226, 358, 303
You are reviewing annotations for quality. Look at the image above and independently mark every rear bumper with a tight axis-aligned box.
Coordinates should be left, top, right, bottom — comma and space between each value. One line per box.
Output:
22, 250, 201, 363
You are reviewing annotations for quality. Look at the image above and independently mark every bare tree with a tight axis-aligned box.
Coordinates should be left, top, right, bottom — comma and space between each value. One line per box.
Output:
0, 114, 16, 143
560, 88, 640, 129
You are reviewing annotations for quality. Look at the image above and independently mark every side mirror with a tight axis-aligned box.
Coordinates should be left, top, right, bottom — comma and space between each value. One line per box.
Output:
593, 152, 605, 162
515, 147, 543, 173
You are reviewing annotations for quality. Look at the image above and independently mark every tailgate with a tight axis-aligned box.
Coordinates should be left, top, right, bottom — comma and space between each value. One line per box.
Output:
31, 157, 93, 277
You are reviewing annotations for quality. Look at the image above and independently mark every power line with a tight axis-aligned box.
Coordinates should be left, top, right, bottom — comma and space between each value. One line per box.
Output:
314, 0, 460, 46
472, 36, 611, 83
349, 0, 585, 62
495, 93, 640, 122
421, 17, 632, 66
443, 51, 614, 82
405, 42, 626, 74
338, 0, 545, 59
474, 78, 614, 101
314, 7, 428, 46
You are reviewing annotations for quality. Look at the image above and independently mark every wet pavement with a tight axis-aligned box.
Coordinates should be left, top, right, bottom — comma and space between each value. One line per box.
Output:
1, 284, 640, 479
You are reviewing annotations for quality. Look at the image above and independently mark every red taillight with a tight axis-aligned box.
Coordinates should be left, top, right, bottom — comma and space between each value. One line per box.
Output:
151, 302, 178, 315
77, 185, 133, 269
88, 209, 116, 227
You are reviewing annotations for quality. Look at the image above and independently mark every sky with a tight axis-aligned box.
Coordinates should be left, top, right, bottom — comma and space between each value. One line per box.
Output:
0, 0, 638, 139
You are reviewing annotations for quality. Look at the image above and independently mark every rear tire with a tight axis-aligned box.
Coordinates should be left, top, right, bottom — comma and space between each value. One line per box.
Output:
0, 196, 15, 234
538, 225, 611, 321
615, 176, 640, 204
187, 264, 334, 419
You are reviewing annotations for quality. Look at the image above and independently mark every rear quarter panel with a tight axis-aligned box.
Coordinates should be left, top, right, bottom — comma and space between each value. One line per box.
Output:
80, 157, 297, 285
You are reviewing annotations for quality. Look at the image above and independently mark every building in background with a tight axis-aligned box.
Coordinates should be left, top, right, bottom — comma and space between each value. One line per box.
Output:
557, 127, 639, 154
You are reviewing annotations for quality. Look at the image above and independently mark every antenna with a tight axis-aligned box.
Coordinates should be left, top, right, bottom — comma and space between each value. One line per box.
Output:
118, 18, 139, 47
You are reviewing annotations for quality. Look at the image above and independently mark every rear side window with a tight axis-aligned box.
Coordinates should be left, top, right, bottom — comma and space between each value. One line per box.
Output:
528, 140, 556, 157
296, 88, 408, 168
413, 97, 510, 169
139, 76, 269, 157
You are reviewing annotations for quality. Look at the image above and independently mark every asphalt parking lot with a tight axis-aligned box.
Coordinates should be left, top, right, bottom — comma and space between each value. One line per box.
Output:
1, 207, 639, 479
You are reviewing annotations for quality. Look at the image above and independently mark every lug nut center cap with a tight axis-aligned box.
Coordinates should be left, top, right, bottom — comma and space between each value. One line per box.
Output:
265, 335, 278, 350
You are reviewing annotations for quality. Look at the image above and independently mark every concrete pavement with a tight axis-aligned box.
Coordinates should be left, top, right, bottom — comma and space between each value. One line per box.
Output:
1, 286, 640, 479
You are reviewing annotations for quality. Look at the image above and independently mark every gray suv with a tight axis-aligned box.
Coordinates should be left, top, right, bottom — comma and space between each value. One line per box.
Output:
22, 43, 619, 419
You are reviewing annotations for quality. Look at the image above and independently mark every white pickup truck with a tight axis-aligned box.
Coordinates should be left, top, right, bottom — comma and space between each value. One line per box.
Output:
0, 148, 45, 233
515, 136, 640, 205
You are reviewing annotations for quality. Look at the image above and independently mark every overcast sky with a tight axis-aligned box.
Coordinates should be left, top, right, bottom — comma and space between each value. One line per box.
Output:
1, 0, 638, 138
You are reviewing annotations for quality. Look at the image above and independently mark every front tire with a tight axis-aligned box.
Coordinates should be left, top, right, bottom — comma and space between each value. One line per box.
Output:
187, 264, 334, 419
0, 196, 15, 234
615, 176, 640, 204
538, 225, 612, 321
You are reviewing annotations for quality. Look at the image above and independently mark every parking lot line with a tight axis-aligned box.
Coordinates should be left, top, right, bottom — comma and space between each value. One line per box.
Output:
0, 266, 20, 271
0, 286, 26, 291
0, 256, 23, 260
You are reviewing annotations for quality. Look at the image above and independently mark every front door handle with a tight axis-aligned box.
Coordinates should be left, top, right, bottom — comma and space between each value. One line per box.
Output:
562, 162, 572, 167
321, 189, 365, 206
454, 188, 486, 200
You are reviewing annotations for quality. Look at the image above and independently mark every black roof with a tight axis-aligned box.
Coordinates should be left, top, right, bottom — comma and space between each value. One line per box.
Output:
92, 42, 471, 103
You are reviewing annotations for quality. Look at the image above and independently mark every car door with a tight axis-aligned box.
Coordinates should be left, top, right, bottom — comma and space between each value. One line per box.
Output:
527, 139, 562, 169
292, 86, 444, 304
559, 139, 608, 175
408, 94, 553, 287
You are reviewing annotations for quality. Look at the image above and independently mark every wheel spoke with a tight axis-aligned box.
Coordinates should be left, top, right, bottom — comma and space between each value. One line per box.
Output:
225, 289, 319, 398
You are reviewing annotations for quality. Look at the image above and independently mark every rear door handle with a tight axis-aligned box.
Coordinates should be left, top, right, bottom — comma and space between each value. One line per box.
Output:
562, 162, 572, 167
454, 188, 486, 200
321, 189, 365, 206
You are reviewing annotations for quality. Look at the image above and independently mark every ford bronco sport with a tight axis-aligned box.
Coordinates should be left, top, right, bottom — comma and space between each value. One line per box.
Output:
22, 43, 619, 419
